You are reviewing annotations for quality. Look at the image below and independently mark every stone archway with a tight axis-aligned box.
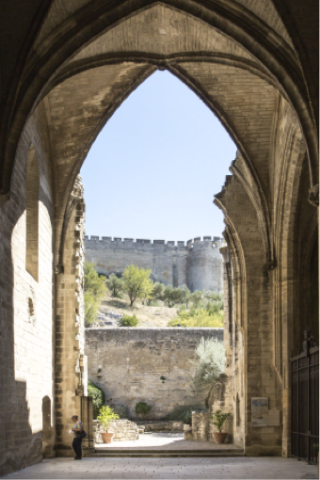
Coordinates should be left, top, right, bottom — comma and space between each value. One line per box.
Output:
0, 1, 318, 475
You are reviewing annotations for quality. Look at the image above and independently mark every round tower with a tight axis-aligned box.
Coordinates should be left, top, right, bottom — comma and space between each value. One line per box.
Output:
187, 237, 223, 292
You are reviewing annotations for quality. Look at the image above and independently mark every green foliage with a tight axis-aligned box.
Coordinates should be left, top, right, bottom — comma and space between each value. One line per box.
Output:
119, 314, 139, 327
181, 285, 191, 306
210, 410, 231, 432
112, 405, 130, 419
84, 262, 107, 326
190, 290, 203, 308
168, 290, 224, 327
135, 401, 152, 418
106, 273, 124, 298
152, 282, 165, 300
122, 265, 153, 306
168, 307, 223, 327
166, 405, 207, 425
163, 285, 188, 308
97, 405, 120, 429
190, 337, 225, 387
141, 277, 155, 305
87, 381, 105, 419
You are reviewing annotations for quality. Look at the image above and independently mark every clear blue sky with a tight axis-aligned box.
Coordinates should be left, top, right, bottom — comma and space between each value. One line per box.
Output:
81, 70, 236, 241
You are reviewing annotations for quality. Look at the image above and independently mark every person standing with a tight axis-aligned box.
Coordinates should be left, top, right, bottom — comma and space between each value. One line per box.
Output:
71, 415, 83, 460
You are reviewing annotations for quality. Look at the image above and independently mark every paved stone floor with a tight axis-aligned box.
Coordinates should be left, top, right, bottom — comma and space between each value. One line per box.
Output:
95, 432, 242, 450
3, 457, 318, 479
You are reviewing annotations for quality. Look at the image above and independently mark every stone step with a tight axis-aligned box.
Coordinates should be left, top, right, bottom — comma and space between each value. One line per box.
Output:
87, 449, 245, 458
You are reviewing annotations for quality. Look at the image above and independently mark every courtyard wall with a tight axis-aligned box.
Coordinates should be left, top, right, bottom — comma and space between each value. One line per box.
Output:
85, 328, 223, 418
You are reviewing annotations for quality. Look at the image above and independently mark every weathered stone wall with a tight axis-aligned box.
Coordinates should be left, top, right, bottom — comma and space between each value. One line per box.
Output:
84, 236, 223, 292
85, 328, 223, 419
0, 104, 55, 475
95, 419, 140, 442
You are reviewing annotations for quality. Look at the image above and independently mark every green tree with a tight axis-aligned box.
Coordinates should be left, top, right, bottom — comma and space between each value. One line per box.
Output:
152, 282, 165, 300
122, 265, 152, 306
84, 262, 107, 326
163, 285, 187, 307
141, 277, 154, 305
106, 273, 124, 298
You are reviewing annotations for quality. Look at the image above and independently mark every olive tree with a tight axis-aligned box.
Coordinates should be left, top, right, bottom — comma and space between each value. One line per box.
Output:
122, 265, 153, 307
106, 273, 124, 298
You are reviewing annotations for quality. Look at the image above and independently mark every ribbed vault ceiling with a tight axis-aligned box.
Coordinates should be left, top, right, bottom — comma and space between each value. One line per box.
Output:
42, 3, 284, 216
34, 0, 293, 51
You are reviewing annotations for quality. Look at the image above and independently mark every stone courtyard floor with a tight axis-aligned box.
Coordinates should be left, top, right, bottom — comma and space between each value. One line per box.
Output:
3, 456, 318, 479
95, 432, 242, 451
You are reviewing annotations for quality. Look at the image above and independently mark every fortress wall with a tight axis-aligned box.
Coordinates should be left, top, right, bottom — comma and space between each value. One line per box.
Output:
84, 236, 223, 292
85, 328, 223, 418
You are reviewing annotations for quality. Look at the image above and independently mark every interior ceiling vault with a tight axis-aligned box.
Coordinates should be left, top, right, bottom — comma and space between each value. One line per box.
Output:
0, 0, 317, 197
42, 3, 283, 213
34, 0, 294, 52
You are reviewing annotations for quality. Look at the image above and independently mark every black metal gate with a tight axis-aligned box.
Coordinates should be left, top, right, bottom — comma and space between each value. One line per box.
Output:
291, 342, 319, 464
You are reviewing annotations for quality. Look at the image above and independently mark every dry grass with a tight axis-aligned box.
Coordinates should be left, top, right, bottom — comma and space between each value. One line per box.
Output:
100, 292, 178, 327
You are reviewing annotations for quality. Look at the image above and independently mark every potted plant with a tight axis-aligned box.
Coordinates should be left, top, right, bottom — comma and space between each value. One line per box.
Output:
210, 410, 231, 444
97, 406, 119, 443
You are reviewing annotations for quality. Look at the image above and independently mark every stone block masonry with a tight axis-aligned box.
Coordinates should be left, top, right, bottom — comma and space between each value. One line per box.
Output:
85, 328, 223, 419
84, 236, 224, 292
95, 419, 139, 443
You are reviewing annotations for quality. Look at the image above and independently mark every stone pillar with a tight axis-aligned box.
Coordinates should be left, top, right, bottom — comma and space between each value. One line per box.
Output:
54, 176, 87, 456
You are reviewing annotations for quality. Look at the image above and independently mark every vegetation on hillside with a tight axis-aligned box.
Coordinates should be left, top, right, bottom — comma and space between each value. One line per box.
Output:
85, 263, 224, 327
168, 291, 224, 328
84, 262, 107, 326
119, 314, 139, 327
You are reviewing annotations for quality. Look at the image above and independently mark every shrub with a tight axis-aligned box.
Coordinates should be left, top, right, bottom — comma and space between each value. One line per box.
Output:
190, 290, 203, 308
97, 405, 119, 430
87, 381, 105, 418
119, 314, 139, 327
112, 405, 130, 419
168, 307, 223, 328
135, 401, 152, 418
166, 405, 207, 425
190, 337, 226, 387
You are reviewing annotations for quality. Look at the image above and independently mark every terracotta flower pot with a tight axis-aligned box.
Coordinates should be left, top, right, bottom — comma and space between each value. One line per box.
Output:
101, 432, 114, 444
213, 432, 228, 444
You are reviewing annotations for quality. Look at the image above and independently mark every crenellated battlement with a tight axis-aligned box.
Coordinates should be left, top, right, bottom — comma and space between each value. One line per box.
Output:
84, 235, 224, 292
84, 235, 224, 248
